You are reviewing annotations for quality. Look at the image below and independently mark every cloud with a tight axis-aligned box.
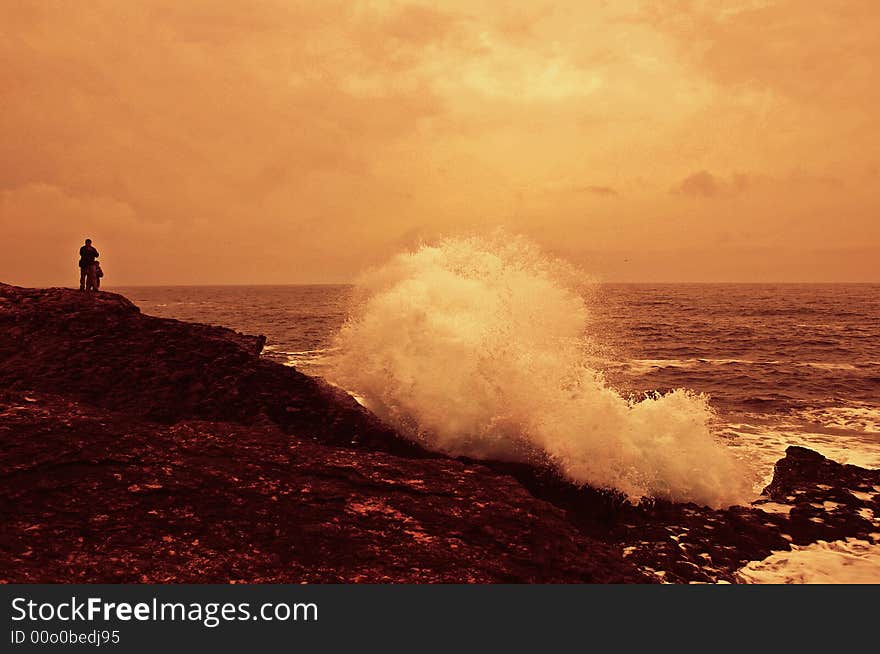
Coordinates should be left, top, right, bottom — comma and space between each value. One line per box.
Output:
584, 185, 618, 197
671, 168, 852, 199
542, 183, 619, 198
2, 1, 878, 283
640, 1, 880, 104
672, 171, 726, 198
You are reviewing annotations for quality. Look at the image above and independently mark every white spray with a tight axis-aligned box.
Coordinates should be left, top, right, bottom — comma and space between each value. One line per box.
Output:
328, 235, 752, 507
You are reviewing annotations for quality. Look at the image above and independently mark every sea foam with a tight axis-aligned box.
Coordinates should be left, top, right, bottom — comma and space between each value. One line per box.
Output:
328, 235, 752, 507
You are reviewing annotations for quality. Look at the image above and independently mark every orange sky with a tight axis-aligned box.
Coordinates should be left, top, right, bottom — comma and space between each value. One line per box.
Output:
2, 1, 878, 285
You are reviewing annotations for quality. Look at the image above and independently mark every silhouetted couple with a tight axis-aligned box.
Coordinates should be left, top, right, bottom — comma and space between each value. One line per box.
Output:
79, 239, 103, 292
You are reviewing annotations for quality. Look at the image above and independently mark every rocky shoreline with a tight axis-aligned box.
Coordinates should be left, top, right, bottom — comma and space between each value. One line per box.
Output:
1, 283, 878, 583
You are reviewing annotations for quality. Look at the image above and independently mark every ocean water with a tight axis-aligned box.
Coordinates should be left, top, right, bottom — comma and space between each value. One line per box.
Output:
111, 281, 880, 488
111, 262, 880, 582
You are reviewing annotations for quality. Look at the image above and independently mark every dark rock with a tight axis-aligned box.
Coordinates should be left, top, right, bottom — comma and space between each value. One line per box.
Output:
759, 445, 880, 546
0, 390, 651, 583
0, 283, 421, 457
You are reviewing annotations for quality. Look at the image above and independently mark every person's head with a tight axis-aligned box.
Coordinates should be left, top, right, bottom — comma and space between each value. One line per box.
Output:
85, 239, 92, 245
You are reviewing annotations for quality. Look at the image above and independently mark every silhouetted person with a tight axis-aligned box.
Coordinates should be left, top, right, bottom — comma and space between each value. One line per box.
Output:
79, 239, 99, 292
94, 260, 104, 289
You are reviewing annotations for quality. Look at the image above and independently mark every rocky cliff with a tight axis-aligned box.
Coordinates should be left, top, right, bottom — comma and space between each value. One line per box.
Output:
1, 283, 877, 583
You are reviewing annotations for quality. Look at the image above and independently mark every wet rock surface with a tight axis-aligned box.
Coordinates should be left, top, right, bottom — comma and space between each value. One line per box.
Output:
475, 451, 879, 583
0, 391, 643, 583
1, 283, 877, 583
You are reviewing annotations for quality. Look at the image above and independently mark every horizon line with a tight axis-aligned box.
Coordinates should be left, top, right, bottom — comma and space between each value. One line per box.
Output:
22, 280, 880, 288
5, 280, 880, 289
